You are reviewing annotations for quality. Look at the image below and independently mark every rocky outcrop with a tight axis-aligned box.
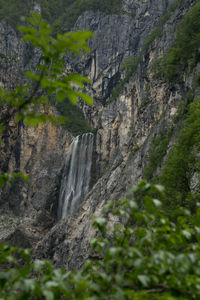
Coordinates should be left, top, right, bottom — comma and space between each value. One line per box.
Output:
0, 21, 74, 246
0, 119, 74, 244
72, 0, 170, 128
73, 0, 195, 178
0, 0, 199, 268
34, 0, 199, 268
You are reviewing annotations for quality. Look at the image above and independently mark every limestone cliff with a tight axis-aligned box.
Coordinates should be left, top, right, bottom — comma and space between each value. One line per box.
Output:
0, 0, 199, 269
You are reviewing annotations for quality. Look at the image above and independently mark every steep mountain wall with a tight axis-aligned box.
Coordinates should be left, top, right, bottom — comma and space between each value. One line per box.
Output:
34, 0, 200, 269
0, 0, 199, 268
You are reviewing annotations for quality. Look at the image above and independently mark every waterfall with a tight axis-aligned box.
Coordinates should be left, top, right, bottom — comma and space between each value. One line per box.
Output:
57, 133, 94, 220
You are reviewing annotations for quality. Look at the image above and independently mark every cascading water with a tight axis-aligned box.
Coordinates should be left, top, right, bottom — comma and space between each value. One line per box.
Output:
57, 133, 94, 220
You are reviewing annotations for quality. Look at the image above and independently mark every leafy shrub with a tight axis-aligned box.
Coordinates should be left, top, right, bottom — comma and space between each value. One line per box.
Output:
1, 181, 200, 299
158, 97, 200, 211
144, 126, 174, 181
153, 0, 200, 82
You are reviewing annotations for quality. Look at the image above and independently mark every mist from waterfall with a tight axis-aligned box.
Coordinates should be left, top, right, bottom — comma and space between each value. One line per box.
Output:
57, 133, 94, 220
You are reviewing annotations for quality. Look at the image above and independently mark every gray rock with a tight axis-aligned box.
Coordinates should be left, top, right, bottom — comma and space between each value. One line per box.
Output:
0, 0, 199, 270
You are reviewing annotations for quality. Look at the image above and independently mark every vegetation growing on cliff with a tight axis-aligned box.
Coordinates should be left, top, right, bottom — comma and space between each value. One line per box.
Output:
109, 0, 200, 103
0, 0, 32, 29
152, 0, 200, 82
144, 125, 174, 181
144, 0, 200, 211
55, 99, 92, 136
108, 0, 181, 103
0, 0, 123, 33
158, 97, 200, 211
144, 93, 200, 212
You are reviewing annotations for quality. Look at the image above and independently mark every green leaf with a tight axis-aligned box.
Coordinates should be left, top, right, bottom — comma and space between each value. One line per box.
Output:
137, 275, 150, 287
155, 184, 165, 193
76, 92, 93, 106
129, 201, 138, 209
145, 197, 155, 213
45, 281, 59, 288
23, 279, 36, 292
26, 71, 40, 81
152, 199, 162, 207
67, 92, 77, 104
56, 90, 66, 102
43, 290, 54, 300
94, 218, 106, 227
182, 230, 191, 240
33, 260, 46, 272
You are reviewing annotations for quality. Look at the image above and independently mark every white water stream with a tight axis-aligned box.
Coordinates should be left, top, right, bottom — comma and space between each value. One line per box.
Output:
57, 133, 94, 219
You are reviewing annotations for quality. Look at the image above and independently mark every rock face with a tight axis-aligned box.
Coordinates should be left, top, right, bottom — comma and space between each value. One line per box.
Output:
0, 0, 199, 268
0, 114, 74, 245
0, 21, 74, 245
72, 0, 170, 127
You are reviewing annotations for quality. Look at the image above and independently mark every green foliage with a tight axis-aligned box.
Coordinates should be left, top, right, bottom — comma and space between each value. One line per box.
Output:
109, 0, 181, 103
130, 145, 140, 156
0, 13, 93, 186
1, 181, 200, 299
0, 172, 29, 188
128, 143, 140, 160
173, 88, 195, 124
152, 0, 200, 82
55, 98, 92, 136
172, 74, 200, 123
158, 97, 200, 210
144, 74, 200, 211
144, 126, 174, 181
0, 0, 32, 30
0, 0, 123, 33
0, 52, 17, 67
